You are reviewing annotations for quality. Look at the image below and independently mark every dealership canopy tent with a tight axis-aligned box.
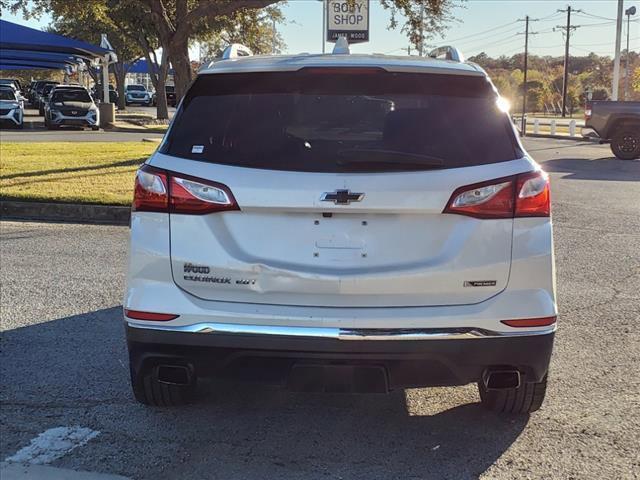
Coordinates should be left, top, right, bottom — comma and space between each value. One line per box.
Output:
0, 19, 115, 107
126, 58, 174, 75
0, 19, 111, 66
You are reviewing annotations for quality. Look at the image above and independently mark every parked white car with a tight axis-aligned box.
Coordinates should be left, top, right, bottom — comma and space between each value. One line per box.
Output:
124, 46, 556, 413
124, 84, 152, 106
0, 86, 24, 128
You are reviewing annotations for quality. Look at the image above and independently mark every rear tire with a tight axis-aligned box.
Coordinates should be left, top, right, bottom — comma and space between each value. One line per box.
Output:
611, 128, 640, 160
478, 374, 548, 414
130, 361, 196, 407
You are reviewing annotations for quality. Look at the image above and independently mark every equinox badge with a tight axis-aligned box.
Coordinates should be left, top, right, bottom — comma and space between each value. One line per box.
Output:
321, 189, 364, 205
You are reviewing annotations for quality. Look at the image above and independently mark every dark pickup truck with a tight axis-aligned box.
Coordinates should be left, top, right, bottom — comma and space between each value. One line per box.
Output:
583, 101, 640, 160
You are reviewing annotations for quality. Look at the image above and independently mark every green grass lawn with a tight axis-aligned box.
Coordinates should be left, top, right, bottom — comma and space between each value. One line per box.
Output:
0, 142, 156, 205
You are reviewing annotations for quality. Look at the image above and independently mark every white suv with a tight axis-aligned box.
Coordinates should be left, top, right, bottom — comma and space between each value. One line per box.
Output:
124, 47, 556, 413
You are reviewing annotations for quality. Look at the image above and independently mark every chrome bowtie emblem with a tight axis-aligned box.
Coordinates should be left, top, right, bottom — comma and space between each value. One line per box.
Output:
321, 189, 364, 205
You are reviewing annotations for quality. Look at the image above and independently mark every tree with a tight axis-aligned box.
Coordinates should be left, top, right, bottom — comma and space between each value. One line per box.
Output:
199, 6, 285, 60
50, 13, 144, 111
143, 0, 459, 100
380, 0, 460, 54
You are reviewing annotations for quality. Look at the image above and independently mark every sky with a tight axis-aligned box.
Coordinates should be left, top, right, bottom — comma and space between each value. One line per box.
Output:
1, 0, 638, 59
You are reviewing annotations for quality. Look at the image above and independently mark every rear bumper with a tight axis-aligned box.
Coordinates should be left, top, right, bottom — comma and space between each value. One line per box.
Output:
126, 323, 555, 389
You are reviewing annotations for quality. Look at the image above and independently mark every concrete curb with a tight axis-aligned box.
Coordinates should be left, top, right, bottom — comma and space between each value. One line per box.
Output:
1, 201, 130, 226
523, 133, 600, 142
105, 124, 167, 135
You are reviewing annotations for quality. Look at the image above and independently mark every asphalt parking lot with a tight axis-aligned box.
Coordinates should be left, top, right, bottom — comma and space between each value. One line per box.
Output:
1, 137, 639, 479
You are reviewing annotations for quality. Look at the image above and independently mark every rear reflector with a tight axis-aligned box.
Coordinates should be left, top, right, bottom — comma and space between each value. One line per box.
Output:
501, 316, 556, 328
443, 170, 550, 219
124, 309, 179, 321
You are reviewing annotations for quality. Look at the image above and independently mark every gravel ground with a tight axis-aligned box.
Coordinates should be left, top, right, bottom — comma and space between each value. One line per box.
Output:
1, 138, 639, 479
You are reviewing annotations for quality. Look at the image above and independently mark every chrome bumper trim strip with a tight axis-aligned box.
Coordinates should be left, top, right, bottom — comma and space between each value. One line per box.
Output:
126, 321, 556, 340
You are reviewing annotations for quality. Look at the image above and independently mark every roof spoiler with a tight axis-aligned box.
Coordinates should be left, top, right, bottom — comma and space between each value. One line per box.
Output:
428, 46, 464, 63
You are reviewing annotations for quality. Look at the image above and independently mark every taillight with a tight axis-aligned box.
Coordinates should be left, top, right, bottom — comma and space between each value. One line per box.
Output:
170, 174, 238, 215
132, 165, 239, 215
124, 309, 179, 321
515, 171, 550, 217
443, 171, 550, 219
584, 108, 592, 120
133, 165, 168, 213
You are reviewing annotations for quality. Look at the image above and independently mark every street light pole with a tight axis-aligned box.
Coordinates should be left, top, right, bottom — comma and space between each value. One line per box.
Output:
624, 6, 637, 101
322, 0, 326, 54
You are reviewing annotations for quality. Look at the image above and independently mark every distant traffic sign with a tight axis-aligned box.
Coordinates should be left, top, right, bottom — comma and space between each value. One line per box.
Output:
326, 0, 370, 44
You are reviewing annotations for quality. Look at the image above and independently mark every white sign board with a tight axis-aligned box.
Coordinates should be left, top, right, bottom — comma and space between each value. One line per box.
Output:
326, 0, 370, 44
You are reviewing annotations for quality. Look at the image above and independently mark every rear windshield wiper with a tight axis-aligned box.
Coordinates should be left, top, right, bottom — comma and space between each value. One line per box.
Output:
336, 148, 445, 168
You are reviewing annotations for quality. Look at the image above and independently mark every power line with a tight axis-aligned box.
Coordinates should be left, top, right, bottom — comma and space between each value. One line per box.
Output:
453, 24, 522, 47
575, 11, 616, 22
441, 20, 519, 44
464, 33, 521, 54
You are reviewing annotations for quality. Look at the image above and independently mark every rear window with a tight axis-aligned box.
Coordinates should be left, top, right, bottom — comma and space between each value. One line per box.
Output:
162, 70, 522, 172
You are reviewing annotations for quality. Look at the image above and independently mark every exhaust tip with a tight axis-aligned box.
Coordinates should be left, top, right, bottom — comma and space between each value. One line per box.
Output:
156, 364, 193, 386
483, 369, 521, 390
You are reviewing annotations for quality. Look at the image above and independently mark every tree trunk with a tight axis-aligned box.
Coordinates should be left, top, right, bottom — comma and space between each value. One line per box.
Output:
155, 75, 169, 120
167, 36, 192, 102
143, 47, 170, 120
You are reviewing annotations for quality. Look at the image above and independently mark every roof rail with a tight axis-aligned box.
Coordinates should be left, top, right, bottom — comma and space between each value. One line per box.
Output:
332, 37, 350, 55
221, 43, 253, 60
428, 46, 464, 63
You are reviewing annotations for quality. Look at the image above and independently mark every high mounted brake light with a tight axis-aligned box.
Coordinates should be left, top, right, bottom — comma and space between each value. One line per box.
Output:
132, 164, 239, 215
443, 171, 550, 219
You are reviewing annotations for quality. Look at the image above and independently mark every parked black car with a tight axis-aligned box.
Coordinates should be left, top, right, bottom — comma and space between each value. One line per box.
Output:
152, 85, 177, 107
92, 84, 119, 104
33, 80, 59, 109
44, 85, 99, 130
38, 83, 58, 115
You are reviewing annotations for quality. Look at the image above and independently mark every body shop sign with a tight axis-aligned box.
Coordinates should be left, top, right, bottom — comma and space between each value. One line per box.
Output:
326, 0, 370, 43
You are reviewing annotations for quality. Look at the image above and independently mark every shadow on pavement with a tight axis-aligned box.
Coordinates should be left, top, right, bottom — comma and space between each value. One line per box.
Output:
1, 307, 529, 479
543, 157, 640, 181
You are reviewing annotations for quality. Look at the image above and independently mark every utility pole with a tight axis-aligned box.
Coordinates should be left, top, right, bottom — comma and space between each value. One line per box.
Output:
556, 6, 580, 117
612, 0, 624, 100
